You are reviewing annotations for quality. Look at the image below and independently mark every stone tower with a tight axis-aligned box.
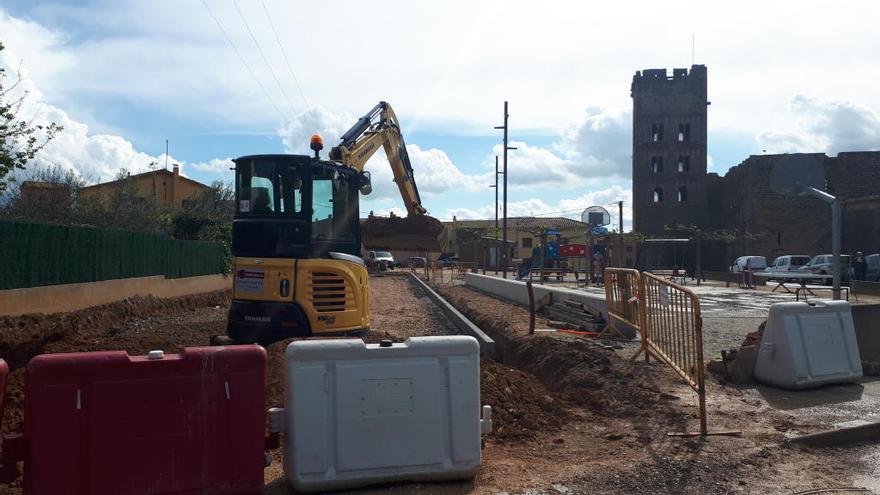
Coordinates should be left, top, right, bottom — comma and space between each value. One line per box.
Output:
631, 65, 708, 235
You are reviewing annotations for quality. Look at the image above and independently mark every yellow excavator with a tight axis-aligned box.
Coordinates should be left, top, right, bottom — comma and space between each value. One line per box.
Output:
223, 102, 441, 344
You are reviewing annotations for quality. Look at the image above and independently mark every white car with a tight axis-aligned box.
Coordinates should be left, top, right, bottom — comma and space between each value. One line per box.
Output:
766, 255, 811, 280
730, 256, 766, 273
366, 250, 395, 270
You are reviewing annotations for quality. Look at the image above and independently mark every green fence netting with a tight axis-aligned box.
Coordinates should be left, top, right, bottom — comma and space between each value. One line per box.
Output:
0, 220, 227, 290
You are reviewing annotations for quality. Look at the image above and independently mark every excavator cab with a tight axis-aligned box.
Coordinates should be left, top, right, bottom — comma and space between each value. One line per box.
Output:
226, 154, 372, 344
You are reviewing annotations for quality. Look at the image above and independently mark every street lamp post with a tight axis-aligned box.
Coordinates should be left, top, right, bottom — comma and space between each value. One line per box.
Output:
494, 156, 499, 236
495, 102, 516, 278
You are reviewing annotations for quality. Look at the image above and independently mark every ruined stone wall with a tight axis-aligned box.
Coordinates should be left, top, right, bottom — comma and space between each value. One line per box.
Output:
706, 151, 880, 264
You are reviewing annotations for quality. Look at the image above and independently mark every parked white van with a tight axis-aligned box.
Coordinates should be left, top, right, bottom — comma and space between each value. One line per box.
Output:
767, 255, 811, 280
730, 256, 767, 273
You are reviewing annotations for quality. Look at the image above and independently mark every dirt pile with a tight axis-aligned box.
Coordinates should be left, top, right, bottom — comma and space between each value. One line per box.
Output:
0, 291, 230, 369
480, 358, 568, 442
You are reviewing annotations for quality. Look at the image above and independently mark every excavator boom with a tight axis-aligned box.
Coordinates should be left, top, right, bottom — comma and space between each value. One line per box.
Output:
329, 102, 440, 252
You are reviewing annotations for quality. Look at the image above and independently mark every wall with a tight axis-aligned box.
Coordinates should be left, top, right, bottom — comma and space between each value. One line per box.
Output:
709, 152, 880, 263
0, 274, 231, 316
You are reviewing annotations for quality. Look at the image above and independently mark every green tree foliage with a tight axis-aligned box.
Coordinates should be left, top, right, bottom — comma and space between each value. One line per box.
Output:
0, 164, 87, 224
170, 180, 234, 242
0, 42, 62, 191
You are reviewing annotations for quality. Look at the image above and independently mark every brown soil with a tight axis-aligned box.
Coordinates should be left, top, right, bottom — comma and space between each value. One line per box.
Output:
433, 284, 877, 494
0, 275, 874, 495
479, 358, 568, 443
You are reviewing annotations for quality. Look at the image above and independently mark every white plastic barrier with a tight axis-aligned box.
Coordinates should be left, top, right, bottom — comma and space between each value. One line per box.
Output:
754, 301, 863, 389
274, 336, 491, 493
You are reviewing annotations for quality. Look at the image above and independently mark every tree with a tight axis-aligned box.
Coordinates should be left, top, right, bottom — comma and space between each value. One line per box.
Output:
169, 181, 234, 242
0, 163, 88, 224
0, 42, 62, 191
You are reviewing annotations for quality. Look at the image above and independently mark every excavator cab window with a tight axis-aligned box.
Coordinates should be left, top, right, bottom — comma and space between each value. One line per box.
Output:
236, 158, 304, 215
311, 166, 357, 242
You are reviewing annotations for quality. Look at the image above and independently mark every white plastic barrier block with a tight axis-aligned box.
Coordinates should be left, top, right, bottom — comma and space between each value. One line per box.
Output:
754, 301, 863, 389
281, 336, 488, 493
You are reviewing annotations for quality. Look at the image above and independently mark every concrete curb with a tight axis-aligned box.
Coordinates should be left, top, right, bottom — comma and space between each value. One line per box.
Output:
463, 273, 607, 319
406, 272, 497, 359
788, 421, 880, 447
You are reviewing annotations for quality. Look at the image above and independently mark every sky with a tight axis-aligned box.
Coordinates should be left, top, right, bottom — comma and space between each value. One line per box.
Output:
2, 0, 880, 231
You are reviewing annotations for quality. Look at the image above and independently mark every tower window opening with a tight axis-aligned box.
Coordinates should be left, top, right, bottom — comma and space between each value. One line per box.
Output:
678, 123, 690, 142
677, 155, 690, 172
653, 187, 664, 203
651, 156, 664, 173
651, 123, 664, 142
677, 186, 687, 203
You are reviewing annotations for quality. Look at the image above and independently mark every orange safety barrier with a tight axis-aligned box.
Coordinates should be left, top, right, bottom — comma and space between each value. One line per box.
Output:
639, 271, 709, 436
601, 268, 644, 339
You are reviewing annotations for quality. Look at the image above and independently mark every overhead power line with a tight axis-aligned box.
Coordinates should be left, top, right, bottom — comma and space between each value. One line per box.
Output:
259, 0, 310, 108
202, 0, 287, 122
232, 0, 297, 116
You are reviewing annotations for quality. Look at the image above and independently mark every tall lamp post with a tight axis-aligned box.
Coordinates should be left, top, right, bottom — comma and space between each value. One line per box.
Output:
618, 200, 624, 267
495, 102, 516, 278
489, 157, 501, 271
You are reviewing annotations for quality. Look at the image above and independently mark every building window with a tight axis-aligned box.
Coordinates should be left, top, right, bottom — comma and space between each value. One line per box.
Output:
677, 155, 690, 172
678, 123, 690, 142
651, 123, 664, 142
522, 237, 532, 248
651, 156, 664, 173
653, 187, 663, 203
677, 186, 688, 203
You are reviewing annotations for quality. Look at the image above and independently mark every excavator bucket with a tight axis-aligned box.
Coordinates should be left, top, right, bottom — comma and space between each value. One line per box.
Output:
361, 215, 443, 252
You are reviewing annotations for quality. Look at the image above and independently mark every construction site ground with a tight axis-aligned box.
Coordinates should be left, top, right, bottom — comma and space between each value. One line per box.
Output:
0, 272, 877, 494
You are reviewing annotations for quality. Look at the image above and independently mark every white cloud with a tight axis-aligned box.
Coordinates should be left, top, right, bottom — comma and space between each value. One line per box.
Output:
190, 158, 235, 177
0, 36, 226, 185
758, 95, 880, 155
445, 184, 633, 231
556, 107, 632, 179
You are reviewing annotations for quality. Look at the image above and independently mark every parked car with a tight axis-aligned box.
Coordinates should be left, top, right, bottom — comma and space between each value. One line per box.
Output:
799, 254, 852, 285
863, 253, 879, 282
366, 250, 395, 270
766, 255, 811, 280
729, 256, 766, 273
439, 255, 459, 268
403, 256, 427, 268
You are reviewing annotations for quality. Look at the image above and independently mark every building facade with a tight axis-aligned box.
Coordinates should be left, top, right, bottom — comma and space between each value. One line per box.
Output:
79, 165, 210, 208
631, 65, 709, 235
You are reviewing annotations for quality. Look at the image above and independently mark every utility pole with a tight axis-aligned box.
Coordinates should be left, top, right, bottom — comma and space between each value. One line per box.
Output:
495, 101, 516, 278
618, 201, 624, 267
494, 156, 499, 236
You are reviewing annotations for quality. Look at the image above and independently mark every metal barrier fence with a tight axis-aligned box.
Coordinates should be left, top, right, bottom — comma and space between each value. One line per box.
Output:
602, 268, 644, 339
640, 271, 708, 436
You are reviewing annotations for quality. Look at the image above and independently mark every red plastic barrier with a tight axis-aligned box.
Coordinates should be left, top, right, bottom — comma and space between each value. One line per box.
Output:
0, 358, 7, 427
22, 346, 267, 495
